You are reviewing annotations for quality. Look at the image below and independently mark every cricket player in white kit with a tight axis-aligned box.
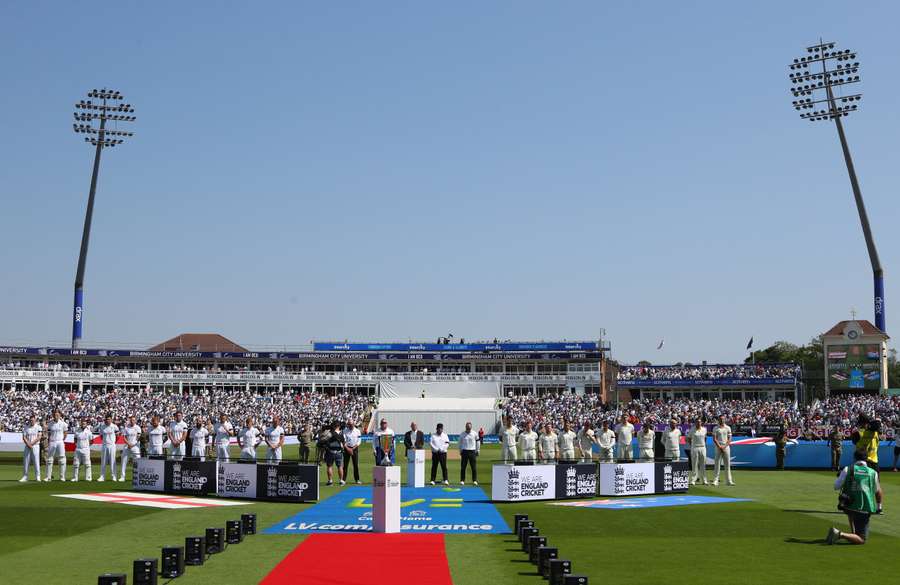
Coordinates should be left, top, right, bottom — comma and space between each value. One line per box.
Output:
638, 422, 655, 460
558, 421, 577, 462
238, 417, 260, 461
712, 415, 734, 486
167, 411, 188, 460
577, 422, 596, 462
45, 410, 69, 481
539, 423, 558, 462
265, 416, 285, 463
72, 418, 93, 481
119, 415, 142, 481
688, 420, 708, 485
20, 415, 43, 482
147, 415, 166, 457
500, 417, 518, 463
213, 414, 234, 461
190, 418, 211, 460
97, 415, 119, 482
615, 416, 635, 460
518, 421, 538, 463
664, 419, 682, 461
596, 421, 616, 462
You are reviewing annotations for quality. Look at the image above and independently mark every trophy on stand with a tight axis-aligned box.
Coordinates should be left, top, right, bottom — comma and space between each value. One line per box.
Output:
373, 430, 400, 533
378, 433, 395, 466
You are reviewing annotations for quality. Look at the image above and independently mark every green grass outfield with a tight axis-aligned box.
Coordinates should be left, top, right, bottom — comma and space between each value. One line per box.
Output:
2, 445, 898, 584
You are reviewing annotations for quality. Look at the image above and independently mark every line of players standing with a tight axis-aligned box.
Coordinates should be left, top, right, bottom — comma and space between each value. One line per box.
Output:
19, 410, 287, 483
499, 414, 736, 486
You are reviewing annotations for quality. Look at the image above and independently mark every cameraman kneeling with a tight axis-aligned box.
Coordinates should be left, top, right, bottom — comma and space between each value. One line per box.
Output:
828, 449, 883, 545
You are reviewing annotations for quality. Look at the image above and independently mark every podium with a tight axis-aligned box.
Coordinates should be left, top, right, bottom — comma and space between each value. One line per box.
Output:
372, 466, 401, 533
407, 449, 425, 488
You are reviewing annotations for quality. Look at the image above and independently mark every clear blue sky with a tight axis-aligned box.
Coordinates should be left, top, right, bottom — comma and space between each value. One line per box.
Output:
1, 1, 897, 364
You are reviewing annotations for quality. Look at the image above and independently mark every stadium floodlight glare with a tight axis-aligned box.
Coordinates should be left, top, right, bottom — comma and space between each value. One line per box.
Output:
789, 41, 884, 333
71, 88, 136, 348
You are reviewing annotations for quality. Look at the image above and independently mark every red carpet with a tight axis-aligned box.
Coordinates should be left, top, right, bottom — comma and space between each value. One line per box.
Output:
260, 533, 453, 585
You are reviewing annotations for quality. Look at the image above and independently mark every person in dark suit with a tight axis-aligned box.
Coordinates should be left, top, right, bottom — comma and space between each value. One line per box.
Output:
404, 422, 425, 457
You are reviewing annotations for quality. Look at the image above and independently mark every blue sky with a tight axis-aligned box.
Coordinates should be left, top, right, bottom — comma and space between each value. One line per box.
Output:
1, 1, 897, 364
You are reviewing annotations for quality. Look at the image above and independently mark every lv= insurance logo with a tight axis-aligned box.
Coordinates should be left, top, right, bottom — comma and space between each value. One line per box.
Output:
347, 496, 463, 509
263, 486, 511, 534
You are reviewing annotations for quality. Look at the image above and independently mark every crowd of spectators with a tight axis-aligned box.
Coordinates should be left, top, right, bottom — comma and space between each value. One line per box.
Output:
501, 393, 899, 432
617, 364, 800, 381
0, 386, 370, 434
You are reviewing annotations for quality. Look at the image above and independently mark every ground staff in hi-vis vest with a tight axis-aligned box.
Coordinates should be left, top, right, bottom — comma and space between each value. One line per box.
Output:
828, 449, 884, 545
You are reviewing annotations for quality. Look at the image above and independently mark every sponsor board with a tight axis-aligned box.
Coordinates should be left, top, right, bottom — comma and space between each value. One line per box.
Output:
257, 462, 319, 502
53, 491, 248, 510
599, 462, 655, 496
491, 464, 556, 502
597, 462, 688, 496
554, 463, 597, 499
264, 486, 509, 534
218, 461, 258, 498
550, 495, 751, 510
132, 458, 165, 492
655, 461, 690, 493
165, 459, 217, 496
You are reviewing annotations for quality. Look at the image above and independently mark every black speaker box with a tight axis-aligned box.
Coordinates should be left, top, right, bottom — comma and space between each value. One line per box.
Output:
206, 527, 225, 554
563, 576, 588, 585
161, 546, 184, 578
98, 574, 127, 585
132, 558, 158, 585
549, 558, 572, 585
538, 546, 558, 577
512, 513, 529, 535
527, 535, 547, 563
517, 520, 534, 542
520, 527, 538, 551
185, 536, 206, 566
241, 513, 257, 535
226, 520, 244, 544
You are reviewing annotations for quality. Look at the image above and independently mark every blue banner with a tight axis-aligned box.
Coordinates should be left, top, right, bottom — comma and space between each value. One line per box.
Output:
313, 341, 598, 352
726, 439, 896, 469
660, 438, 896, 469
617, 377, 795, 387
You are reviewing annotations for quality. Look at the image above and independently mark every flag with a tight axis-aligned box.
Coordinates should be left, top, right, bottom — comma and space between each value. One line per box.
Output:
657, 339, 664, 350
746, 337, 753, 350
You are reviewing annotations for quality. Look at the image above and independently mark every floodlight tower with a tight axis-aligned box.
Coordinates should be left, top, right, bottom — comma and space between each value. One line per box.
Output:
789, 41, 884, 333
71, 89, 135, 348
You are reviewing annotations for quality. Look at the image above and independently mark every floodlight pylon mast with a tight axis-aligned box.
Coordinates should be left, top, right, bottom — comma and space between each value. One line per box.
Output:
789, 41, 884, 333
71, 89, 135, 348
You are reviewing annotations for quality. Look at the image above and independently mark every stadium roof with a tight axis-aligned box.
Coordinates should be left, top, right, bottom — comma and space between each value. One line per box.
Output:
149, 333, 247, 352
822, 320, 888, 338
